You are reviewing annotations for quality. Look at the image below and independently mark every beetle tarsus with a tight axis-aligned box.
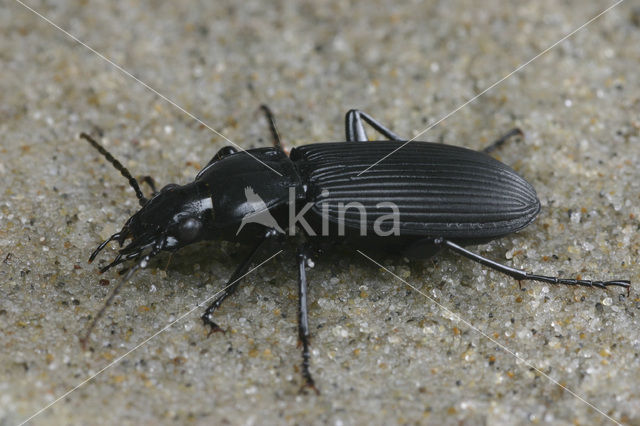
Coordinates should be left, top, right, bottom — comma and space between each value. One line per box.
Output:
201, 314, 226, 336
482, 128, 524, 154
440, 239, 631, 292
525, 274, 630, 289
299, 378, 320, 396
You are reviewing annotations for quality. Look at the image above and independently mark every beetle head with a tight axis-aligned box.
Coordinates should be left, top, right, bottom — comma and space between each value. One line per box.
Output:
79, 132, 220, 346
79, 133, 214, 272
90, 181, 214, 272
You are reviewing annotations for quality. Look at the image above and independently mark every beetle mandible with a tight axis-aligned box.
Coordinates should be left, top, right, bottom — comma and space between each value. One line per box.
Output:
81, 106, 630, 392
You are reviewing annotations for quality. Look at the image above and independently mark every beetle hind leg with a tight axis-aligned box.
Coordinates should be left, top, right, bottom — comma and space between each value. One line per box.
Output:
345, 110, 403, 142
437, 238, 630, 291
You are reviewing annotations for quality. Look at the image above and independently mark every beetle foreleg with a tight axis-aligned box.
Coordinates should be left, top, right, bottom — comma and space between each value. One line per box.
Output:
201, 232, 275, 335
345, 109, 403, 142
297, 246, 318, 394
437, 238, 630, 291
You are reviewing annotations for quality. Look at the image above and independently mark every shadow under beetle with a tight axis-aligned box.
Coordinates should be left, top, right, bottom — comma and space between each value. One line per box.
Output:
81, 106, 630, 392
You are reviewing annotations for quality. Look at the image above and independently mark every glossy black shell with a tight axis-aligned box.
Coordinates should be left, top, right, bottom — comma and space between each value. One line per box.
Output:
195, 147, 302, 242
290, 141, 541, 239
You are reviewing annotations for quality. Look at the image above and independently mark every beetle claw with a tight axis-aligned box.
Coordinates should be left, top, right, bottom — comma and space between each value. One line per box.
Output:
202, 316, 226, 336
299, 379, 320, 396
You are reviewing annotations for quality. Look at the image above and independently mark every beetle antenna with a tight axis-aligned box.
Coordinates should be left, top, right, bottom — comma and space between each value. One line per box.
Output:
80, 132, 148, 206
80, 254, 149, 349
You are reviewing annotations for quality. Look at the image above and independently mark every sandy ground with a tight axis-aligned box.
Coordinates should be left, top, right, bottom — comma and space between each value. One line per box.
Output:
1, 1, 639, 425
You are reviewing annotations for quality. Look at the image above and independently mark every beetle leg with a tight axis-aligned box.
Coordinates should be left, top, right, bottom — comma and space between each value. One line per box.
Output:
201, 233, 274, 335
437, 238, 630, 290
297, 246, 319, 394
345, 109, 368, 142
139, 175, 158, 197
482, 128, 524, 154
345, 109, 403, 142
259, 104, 289, 154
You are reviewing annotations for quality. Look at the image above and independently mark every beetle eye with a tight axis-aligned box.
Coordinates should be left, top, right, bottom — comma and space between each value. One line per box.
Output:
178, 218, 202, 242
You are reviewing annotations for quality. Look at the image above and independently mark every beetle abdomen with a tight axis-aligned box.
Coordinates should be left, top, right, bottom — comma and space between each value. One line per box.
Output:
291, 141, 541, 239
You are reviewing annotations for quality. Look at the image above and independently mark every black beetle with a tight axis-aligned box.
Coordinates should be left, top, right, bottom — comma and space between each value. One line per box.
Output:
81, 106, 630, 392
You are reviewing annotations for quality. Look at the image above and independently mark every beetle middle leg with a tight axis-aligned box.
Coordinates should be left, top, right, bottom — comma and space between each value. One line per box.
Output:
436, 238, 630, 290
345, 109, 403, 142
297, 246, 318, 394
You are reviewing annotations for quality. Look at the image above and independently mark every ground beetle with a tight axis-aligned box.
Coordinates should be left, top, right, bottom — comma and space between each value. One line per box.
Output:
80, 106, 630, 392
